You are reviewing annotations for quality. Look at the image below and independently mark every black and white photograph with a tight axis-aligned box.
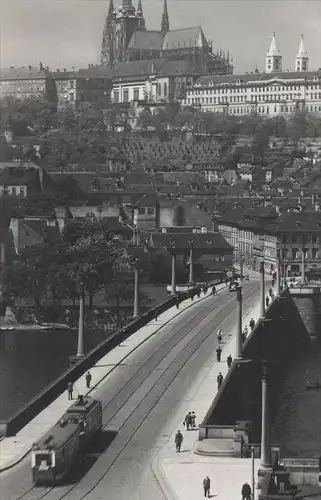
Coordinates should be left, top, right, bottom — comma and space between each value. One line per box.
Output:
0, 0, 320, 498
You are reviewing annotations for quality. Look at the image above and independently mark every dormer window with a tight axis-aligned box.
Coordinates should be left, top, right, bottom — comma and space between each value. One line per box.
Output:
296, 222, 302, 227
169, 239, 176, 245
206, 240, 213, 244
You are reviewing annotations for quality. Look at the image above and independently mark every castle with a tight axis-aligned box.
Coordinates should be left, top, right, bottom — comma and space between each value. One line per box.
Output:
100, 0, 233, 76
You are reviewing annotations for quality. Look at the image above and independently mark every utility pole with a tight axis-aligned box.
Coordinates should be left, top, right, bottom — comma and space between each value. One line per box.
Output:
133, 258, 140, 318
235, 285, 243, 359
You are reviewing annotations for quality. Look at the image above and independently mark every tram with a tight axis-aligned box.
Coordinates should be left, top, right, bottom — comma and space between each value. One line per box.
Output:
31, 395, 102, 485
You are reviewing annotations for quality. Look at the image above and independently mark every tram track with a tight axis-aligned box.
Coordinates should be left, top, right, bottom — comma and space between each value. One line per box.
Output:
8, 282, 259, 500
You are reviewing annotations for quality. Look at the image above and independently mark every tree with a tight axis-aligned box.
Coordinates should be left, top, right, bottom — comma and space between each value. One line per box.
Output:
63, 215, 132, 308
137, 107, 153, 131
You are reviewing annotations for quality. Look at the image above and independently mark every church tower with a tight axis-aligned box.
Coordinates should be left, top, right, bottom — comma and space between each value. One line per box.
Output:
265, 32, 282, 73
295, 34, 308, 72
136, 0, 146, 30
161, 0, 170, 35
101, 0, 116, 66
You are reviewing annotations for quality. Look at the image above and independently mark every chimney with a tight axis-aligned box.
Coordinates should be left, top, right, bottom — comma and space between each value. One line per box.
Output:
28, 65, 32, 71
57, 69, 60, 72
46, 66, 49, 70
63, 68, 66, 72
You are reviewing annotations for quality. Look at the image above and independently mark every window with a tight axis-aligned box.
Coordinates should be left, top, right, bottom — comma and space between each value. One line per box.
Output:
123, 89, 129, 102
164, 82, 168, 97
147, 207, 154, 215
70, 81, 74, 89
133, 88, 139, 101
113, 90, 119, 102
138, 207, 145, 215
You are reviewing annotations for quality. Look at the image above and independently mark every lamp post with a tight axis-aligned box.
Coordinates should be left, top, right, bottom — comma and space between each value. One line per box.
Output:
69, 281, 85, 364
250, 445, 255, 500
188, 239, 194, 283
259, 362, 272, 473
235, 285, 243, 359
260, 261, 265, 318
240, 251, 244, 281
170, 246, 177, 295
301, 249, 306, 283
276, 249, 281, 296
133, 258, 140, 318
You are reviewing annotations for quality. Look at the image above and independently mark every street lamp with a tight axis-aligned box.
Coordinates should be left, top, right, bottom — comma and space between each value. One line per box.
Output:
250, 445, 255, 500
133, 258, 140, 318
170, 244, 177, 295
188, 239, 194, 284
259, 261, 265, 319
69, 280, 85, 364
235, 285, 243, 359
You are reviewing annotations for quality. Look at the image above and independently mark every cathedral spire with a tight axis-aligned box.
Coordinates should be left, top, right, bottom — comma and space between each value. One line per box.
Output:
296, 34, 309, 72
265, 32, 282, 73
136, 0, 146, 30
161, 0, 169, 35
101, 0, 116, 67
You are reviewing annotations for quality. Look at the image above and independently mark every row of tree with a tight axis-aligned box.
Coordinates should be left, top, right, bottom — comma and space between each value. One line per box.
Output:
4, 215, 135, 310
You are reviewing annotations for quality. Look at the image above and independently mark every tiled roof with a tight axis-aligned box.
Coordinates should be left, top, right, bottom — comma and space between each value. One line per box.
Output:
0, 66, 52, 80
128, 30, 164, 51
195, 69, 321, 87
162, 27, 208, 50
111, 57, 203, 80
77, 68, 111, 79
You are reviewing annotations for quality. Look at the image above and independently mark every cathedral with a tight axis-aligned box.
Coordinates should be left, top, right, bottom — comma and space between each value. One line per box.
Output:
100, 0, 233, 76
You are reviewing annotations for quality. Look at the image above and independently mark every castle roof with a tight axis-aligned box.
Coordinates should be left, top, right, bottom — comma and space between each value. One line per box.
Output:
127, 30, 164, 51
195, 69, 321, 87
162, 27, 208, 50
266, 33, 280, 57
110, 57, 203, 81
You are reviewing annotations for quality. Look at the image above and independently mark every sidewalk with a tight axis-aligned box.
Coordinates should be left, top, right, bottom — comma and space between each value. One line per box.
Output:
0, 281, 230, 473
152, 274, 273, 500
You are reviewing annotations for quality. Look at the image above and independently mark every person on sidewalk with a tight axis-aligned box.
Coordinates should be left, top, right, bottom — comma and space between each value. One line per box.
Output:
217, 372, 223, 389
216, 345, 222, 362
175, 296, 180, 309
249, 318, 255, 331
242, 482, 252, 500
212, 286, 217, 296
203, 476, 211, 497
197, 287, 201, 299
266, 296, 270, 307
183, 412, 192, 430
269, 286, 273, 298
85, 371, 92, 389
217, 329, 222, 343
175, 430, 183, 452
67, 381, 73, 400
227, 354, 233, 369
191, 411, 196, 428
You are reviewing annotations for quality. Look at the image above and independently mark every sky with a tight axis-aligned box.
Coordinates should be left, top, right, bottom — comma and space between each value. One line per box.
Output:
0, 0, 320, 74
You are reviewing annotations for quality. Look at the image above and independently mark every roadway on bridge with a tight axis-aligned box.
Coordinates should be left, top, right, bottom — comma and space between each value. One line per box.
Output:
0, 279, 260, 500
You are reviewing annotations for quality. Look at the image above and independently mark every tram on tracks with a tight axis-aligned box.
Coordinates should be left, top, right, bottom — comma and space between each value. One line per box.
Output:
31, 395, 102, 485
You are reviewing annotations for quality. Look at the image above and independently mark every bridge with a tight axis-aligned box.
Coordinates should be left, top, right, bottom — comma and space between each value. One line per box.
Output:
0, 261, 319, 500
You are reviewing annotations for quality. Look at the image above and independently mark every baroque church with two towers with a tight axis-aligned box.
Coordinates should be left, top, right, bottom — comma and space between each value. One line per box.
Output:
100, 0, 233, 75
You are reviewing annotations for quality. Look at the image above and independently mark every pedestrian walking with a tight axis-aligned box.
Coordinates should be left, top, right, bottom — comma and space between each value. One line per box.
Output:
216, 345, 222, 362
203, 476, 211, 497
67, 381, 73, 400
191, 411, 196, 428
217, 372, 223, 389
217, 329, 222, 343
174, 430, 183, 452
197, 287, 201, 299
175, 296, 180, 309
183, 412, 192, 430
249, 318, 255, 331
212, 286, 217, 296
266, 296, 270, 307
227, 354, 233, 369
242, 482, 252, 500
85, 371, 92, 389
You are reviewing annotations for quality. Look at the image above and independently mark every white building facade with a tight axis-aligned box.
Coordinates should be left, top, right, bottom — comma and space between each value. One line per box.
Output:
182, 34, 321, 116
